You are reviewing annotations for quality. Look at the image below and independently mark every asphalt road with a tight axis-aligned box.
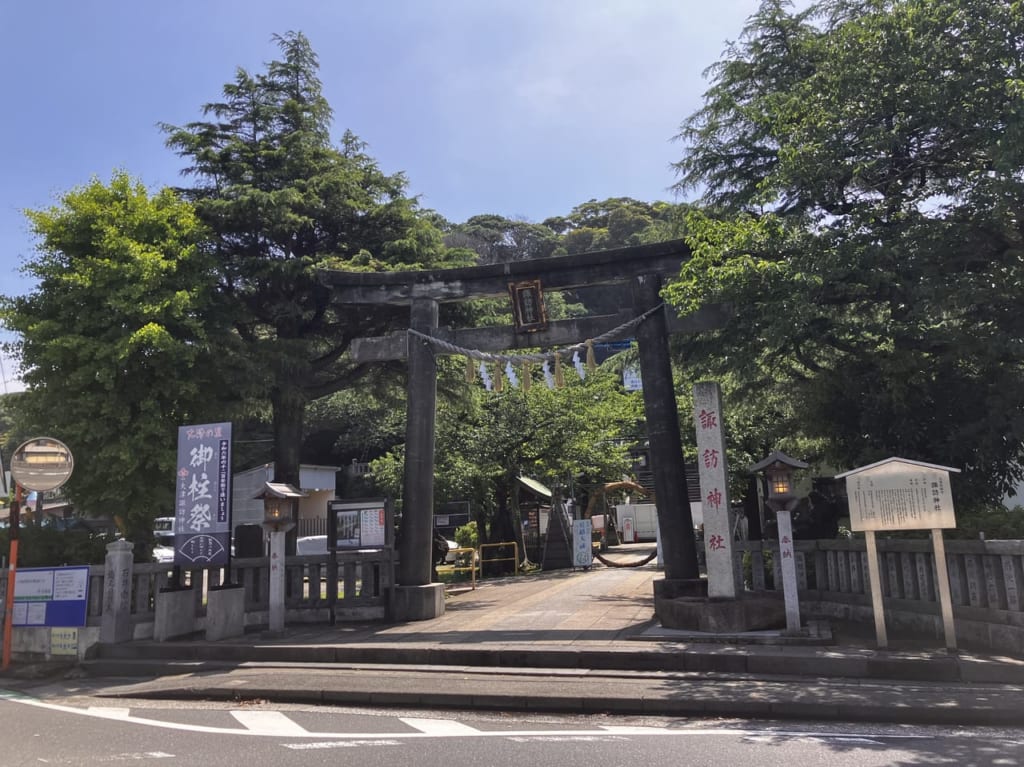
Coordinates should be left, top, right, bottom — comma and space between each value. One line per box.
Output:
3, 684, 1024, 766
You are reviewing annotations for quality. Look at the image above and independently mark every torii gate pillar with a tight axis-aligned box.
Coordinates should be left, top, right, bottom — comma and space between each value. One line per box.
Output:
632, 275, 701, 590
393, 297, 446, 620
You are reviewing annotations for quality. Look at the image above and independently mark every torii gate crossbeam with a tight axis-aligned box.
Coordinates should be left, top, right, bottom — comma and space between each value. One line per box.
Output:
321, 239, 717, 620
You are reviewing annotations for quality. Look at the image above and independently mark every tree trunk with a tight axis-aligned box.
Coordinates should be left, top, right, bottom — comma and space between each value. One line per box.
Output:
744, 474, 763, 540
270, 384, 306, 554
271, 385, 305, 486
487, 474, 522, 574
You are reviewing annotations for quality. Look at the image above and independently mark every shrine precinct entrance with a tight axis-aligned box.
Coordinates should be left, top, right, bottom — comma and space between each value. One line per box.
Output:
321, 239, 726, 620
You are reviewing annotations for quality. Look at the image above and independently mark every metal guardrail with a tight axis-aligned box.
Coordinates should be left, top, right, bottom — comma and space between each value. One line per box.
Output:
479, 541, 518, 577
439, 542, 519, 589
442, 547, 479, 589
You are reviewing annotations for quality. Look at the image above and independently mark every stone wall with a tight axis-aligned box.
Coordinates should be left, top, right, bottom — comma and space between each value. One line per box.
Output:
0, 544, 394, 661
736, 538, 1024, 656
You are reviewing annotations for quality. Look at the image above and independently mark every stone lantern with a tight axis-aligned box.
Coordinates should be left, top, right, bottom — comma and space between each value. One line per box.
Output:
750, 451, 808, 635
255, 482, 306, 633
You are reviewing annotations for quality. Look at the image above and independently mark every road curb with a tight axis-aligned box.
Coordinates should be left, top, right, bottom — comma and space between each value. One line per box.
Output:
84, 676, 1024, 727
85, 641, 1021, 684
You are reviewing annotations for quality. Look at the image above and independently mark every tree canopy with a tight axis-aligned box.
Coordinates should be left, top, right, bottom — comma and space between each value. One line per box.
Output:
11, 8, 1024, 546
0, 173, 229, 538
668, 0, 1024, 504
443, 214, 560, 265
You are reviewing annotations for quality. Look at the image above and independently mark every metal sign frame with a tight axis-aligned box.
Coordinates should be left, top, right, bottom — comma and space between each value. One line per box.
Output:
327, 498, 393, 551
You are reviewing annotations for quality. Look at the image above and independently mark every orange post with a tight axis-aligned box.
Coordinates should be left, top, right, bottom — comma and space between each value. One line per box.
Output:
2, 484, 21, 671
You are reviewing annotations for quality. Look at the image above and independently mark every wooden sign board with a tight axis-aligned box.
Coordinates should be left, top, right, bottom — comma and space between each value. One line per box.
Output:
836, 457, 960, 650
840, 458, 957, 532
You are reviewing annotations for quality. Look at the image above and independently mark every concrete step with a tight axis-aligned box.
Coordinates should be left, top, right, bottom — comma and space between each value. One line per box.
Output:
86, 636, 988, 684
72, 659, 1024, 727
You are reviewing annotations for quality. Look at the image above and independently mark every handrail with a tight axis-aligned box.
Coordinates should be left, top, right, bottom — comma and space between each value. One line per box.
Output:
444, 547, 479, 589
479, 541, 518, 577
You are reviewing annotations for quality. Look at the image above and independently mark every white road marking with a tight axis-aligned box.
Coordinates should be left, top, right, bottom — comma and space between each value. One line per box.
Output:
231, 710, 310, 735
506, 735, 631, 743
101, 753, 175, 761
88, 706, 132, 719
285, 739, 402, 750
34, 753, 175, 764
0, 690, 933, 743
743, 734, 884, 746
399, 717, 480, 735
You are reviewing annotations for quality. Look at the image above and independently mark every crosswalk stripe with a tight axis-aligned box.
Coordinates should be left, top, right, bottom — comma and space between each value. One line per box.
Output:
399, 717, 481, 736
87, 706, 131, 718
231, 710, 309, 735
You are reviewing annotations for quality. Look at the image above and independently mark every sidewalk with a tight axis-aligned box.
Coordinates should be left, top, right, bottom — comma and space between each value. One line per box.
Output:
10, 556, 1024, 726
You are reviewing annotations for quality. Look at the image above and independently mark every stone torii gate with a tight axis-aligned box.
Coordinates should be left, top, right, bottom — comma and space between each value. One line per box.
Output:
321, 239, 726, 620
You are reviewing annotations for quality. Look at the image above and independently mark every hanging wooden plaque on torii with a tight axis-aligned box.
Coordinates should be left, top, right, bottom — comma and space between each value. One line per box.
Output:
320, 238, 728, 620
509, 279, 547, 332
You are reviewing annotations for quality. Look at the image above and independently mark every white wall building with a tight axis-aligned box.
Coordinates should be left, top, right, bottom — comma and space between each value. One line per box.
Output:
232, 463, 340, 531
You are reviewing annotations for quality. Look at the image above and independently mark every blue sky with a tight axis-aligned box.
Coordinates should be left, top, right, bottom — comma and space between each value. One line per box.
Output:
0, 0, 776, 391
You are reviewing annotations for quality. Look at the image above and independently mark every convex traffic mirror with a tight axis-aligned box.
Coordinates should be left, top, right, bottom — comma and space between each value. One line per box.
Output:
10, 437, 74, 492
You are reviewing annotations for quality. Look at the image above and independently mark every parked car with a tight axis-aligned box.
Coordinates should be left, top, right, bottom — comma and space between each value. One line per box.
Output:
151, 516, 237, 562
152, 516, 175, 563
443, 538, 458, 564
296, 535, 328, 555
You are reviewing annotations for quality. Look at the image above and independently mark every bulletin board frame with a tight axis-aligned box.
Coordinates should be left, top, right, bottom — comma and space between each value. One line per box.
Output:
327, 498, 393, 551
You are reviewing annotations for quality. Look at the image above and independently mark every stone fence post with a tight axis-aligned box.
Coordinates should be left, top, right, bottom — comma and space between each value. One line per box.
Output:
100, 539, 134, 644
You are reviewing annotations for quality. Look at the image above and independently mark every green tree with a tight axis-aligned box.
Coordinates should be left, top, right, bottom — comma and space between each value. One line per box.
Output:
445, 214, 559, 264
542, 198, 688, 317
301, 384, 408, 495
0, 393, 22, 467
669, 0, 1024, 505
372, 364, 643, 563
0, 173, 227, 539
161, 32, 469, 489
453, 520, 479, 550
545, 197, 677, 254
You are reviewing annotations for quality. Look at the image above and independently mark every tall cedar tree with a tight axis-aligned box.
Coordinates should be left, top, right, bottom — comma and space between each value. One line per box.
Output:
162, 32, 464, 488
669, 0, 1024, 504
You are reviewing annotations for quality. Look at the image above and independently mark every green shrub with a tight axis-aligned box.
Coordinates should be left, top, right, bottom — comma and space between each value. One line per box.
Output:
0, 527, 115, 567
947, 505, 1024, 540
454, 521, 479, 549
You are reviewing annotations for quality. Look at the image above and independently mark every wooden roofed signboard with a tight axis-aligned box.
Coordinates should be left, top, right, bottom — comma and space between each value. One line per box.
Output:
837, 457, 959, 532
835, 457, 960, 650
